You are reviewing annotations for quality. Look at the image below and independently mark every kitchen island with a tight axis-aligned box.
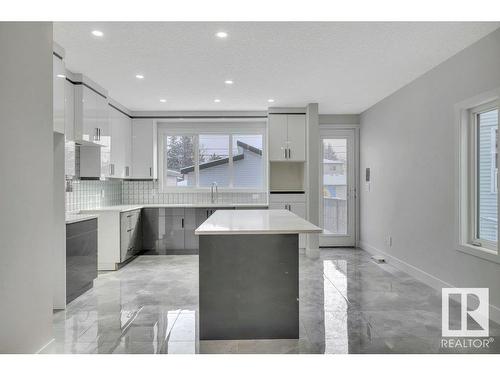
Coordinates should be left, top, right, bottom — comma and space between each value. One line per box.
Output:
195, 209, 322, 340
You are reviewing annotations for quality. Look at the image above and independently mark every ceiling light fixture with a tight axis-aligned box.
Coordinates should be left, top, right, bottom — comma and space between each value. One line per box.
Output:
159, 99, 167, 103
216, 31, 228, 39
224, 80, 234, 85
267, 99, 275, 103
135, 74, 144, 79
214, 99, 221, 103
91, 30, 104, 37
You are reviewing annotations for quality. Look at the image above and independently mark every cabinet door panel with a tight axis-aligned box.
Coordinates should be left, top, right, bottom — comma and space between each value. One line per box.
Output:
163, 216, 185, 250
268, 114, 288, 161
184, 209, 198, 250
81, 86, 97, 142
131, 119, 156, 178
268, 202, 286, 210
286, 115, 306, 161
289, 202, 306, 219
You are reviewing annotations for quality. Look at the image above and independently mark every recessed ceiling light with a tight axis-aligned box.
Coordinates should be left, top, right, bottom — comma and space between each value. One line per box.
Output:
216, 31, 228, 39
224, 80, 234, 85
135, 74, 144, 79
56, 74, 66, 79
91, 30, 103, 37
214, 99, 221, 103
267, 99, 275, 103
159, 99, 167, 103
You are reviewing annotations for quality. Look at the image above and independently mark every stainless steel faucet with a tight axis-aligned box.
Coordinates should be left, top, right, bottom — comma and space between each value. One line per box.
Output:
211, 182, 218, 204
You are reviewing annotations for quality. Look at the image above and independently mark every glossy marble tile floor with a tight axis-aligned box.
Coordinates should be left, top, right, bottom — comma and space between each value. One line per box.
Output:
41, 248, 500, 354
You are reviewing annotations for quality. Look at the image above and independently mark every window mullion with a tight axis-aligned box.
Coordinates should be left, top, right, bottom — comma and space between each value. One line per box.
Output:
194, 135, 200, 188
229, 134, 234, 188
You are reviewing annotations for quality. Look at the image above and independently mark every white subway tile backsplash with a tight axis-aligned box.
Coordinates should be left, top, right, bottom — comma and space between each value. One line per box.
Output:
65, 179, 267, 213
121, 180, 267, 206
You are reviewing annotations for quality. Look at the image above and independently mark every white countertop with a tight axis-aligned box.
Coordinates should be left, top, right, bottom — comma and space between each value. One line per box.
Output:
195, 209, 323, 235
79, 203, 268, 213
65, 213, 99, 224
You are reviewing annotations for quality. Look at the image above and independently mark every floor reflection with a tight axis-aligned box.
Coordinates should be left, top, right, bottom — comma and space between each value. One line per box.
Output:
42, 249, 500, 354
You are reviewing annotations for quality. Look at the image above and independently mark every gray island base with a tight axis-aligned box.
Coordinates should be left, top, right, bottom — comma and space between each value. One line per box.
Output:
195, 209, 322, 341
199, 233, 299, 340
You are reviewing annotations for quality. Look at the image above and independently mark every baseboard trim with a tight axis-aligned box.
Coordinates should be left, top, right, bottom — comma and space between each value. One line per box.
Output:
36, 338, 54, 354
358, 240, 500, 325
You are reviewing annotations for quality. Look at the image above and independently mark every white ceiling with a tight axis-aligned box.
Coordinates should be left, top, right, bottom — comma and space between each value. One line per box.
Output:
53, 22, 500, 114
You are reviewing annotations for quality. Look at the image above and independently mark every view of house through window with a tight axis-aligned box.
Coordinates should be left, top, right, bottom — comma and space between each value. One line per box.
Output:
160, 126, 265, 190
477, 108, 499, 242
232, 135, 263, 188
198, 134, 230, 187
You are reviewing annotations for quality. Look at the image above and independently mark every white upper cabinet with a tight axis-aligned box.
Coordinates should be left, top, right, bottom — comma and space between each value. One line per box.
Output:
109, 106, 132, 178
286, 115, 306, 161
268, 114, 288, 161
75, 83, 111, 179
53, 55, 65, 134
131, 119, 157, 179
268, 114, 306, 161
64, 79, 75, 141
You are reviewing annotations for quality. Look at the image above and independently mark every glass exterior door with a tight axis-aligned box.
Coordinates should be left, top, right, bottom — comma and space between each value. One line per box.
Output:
320, 129, 356, 247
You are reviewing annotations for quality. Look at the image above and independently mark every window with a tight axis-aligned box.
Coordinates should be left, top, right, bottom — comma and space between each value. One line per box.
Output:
457, 97, 500, 262
163, 135, 196, 187
158, 122, 266, 191
198, 134, 230, 187
491, 128, 498, 193
232, 135, 264, 188
476, 108, 499, 243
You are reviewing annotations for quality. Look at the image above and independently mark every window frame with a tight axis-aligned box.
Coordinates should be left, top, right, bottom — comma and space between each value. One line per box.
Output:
456, 93, 500, 263
157, 121, 267, 193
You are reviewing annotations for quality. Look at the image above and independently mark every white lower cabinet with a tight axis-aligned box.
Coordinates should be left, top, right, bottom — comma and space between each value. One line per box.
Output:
81, 208, 142, 270
269, 193, 307, 248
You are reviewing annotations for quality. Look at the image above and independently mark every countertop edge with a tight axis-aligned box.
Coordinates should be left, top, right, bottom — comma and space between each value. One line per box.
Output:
195, 229, 323, 235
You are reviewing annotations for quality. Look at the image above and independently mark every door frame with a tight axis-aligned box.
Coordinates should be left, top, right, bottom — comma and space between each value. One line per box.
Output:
318, 125, 360, 247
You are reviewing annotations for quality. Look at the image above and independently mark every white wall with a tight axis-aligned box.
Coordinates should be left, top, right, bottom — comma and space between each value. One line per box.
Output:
0, 22, 54, 353
360, 28, 500, 314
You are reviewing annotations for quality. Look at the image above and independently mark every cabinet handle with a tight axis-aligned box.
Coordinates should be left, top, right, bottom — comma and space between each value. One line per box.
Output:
125, 166, 129, 177
127, 229, 132, 232
149, 167, 152, 177
288, 148, 291, 159
206, 210, 209, 218
284, 147, 287, 159
181, 218, 184, 228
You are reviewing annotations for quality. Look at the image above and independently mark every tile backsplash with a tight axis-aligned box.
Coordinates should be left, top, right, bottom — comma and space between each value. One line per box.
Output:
66, 180, 122, 212
122, 180, 267, 205
65, 179, 267, 212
